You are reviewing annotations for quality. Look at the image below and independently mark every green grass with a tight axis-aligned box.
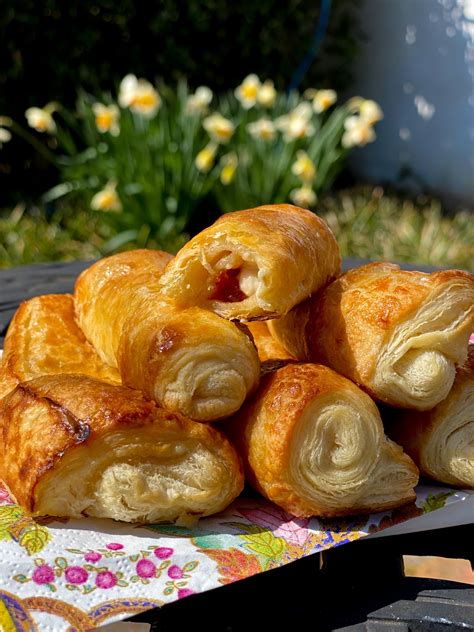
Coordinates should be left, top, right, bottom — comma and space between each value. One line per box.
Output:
0, 186, 472, 270
318, 186, 473, 270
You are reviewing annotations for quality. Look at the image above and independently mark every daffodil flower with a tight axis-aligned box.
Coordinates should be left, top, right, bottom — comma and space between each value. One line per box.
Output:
257, 80, 277, 108
290, 185, 317, 208
311, 89, 337, 113
119, 74, 161, 118
0, 127, 11, 148
25, 106, 57, 134
203, 113, 235, 144
186, 86, 213, 115
195, 142, 218, 172
91, 182, 122, 212
275, 102, 314, 141
341, 116, 376, 148
220, 153, 238, 185
92, 103, 120, 136
359, 100, 383, 125
292, 150, 316, 183
247, 118, 276, 141
235, 74, 261, 109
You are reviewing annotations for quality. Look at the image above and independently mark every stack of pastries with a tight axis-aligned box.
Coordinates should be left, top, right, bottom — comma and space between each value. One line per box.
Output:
1, 204, 472, 525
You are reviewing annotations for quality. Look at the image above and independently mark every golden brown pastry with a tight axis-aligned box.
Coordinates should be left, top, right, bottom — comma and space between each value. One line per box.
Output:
386, 347, 473, 488
269, 263, 474, 410
75, 249, 173, 366
158, 204, 341, 320
75, 250, 260, 421
246, 321, 295, 362
227, 363, 418, 518
0, 374, 244, 523
0, 294, 120, 400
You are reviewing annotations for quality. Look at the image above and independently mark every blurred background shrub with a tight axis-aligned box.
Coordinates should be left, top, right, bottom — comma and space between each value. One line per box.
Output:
0, 0, 361, 206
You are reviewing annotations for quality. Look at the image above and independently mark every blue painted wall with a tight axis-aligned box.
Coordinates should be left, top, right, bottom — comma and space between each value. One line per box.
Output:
348, 0, 474, 207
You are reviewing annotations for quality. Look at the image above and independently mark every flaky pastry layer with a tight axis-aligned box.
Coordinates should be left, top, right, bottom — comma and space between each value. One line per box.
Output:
0, 294, 120, 401
75, 250, 260, 421
387, 347, 473, 488
158, 204, 341, 320
0, 375, 243, 523
269, 263, 474, 410
227, 363, 418, 518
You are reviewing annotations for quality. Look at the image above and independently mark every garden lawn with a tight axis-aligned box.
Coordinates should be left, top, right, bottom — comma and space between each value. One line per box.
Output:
0, 186, 472, 271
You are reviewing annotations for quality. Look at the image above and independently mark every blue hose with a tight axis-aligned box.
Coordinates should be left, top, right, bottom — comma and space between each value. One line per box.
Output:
288, 0, 332, 92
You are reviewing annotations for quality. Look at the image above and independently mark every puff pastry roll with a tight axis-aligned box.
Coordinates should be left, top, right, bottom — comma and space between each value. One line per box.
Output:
75, 250, 260, 421
158, 204, 341, 320
227, 363, 418, 518
1, 294, 120, 399
386, 347, 473, 488
269, 263, 474, 410
246, 321, 295, 362
0, 375, 243, 523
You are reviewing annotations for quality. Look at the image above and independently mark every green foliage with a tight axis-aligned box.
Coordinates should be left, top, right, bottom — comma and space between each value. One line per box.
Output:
9, 79, 365, 251
1, 186, 471, 270
0, 0, 362, 205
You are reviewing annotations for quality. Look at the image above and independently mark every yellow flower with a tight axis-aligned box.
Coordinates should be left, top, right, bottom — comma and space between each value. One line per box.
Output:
92, 103, 120, 136
118, 74, 161, 118
91, 182, 122, 212
290, 185, 317, 208
257, 80, 277, 108
220, 153, 238, 185
292, 150, 316, 183
275, 102, 314, 141
186, 86, 213, 115
341, 115, 376, 148
195, 142, 218, 172
359, 99, 383, 125
247, 118, 276, 141
311, 89, 337, 113
235, 74, 261, 109
0, 127, 11, 148
203, 113, 235, 144
25, 106, 56, 133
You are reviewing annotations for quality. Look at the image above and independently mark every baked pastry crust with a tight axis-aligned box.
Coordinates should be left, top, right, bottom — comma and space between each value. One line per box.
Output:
227, 362, 418, 518
0, 375, 244, 523
246, 321, 295, 362
75, 249, 173, 366
158, 204, 341, 320
269, 263, 474, 410
386, 346, 473, 488
1, 294, 119, 400
75, 250, 260, 421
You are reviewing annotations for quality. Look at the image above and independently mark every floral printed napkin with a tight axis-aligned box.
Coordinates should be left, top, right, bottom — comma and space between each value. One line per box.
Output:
0, 481, 469, 631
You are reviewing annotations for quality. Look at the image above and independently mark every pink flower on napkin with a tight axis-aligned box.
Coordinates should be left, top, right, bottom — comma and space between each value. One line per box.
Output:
106, 542, 124, 551
178, 588, 195, 599
167, 565, 184, 580
84, 551, 102, 563
238, 506, 310, 546
65, 566, 88, 584
95, 570, 117, 589
32, 564, 55, 585
154, 546, 174, 559
136, 559, 156, 578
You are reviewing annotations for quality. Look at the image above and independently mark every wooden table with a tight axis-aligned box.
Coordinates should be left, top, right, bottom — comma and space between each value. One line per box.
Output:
1, 259, 473, 631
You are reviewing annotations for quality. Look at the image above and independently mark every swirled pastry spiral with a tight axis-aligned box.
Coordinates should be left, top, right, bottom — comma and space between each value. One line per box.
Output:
0, 375, 243, 523
386, 347, 473, 488
227, 363, 418, 518
75, 250, 260, 421
158, 204, 341, 320
269, 263, 474, 410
